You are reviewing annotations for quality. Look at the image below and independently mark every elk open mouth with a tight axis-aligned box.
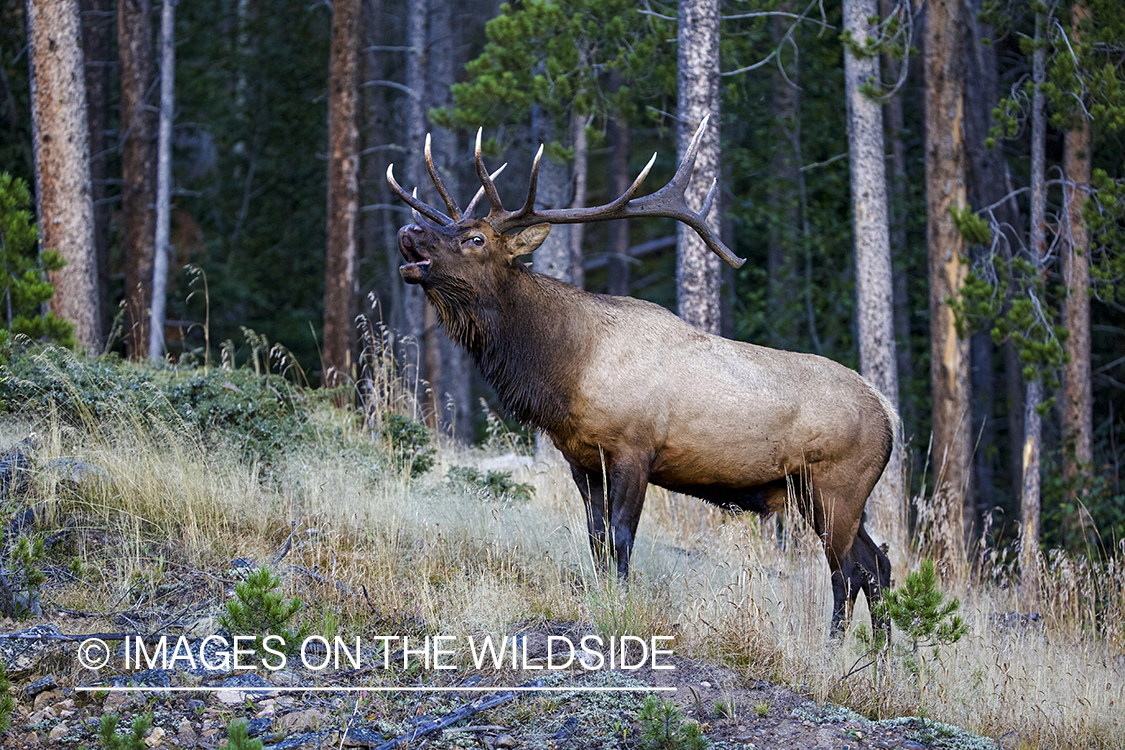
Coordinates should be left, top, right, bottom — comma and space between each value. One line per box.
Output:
398, 229, 432, 284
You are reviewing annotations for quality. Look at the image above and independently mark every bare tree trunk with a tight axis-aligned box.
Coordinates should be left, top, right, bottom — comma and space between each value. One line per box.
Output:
80, 0, 111, 341
149, 0, 175, 361
844, 0, 905, 557
570, 113, 589, 290
1020, 17, 1047, 612
324, 0, 361, 389
1062, 3, 1093, 548
963, 0, 1010, 532
924, 0, 972, 564
27, 0, 100, 350
606, 72, 630, 297
880, 0, 912, 449
118, 0, 157, 359
401, 0, 428, 416
531, 108, 573, 284
768, 8, 801, 348
676, 0, 721, 334
428, 0, 472, 441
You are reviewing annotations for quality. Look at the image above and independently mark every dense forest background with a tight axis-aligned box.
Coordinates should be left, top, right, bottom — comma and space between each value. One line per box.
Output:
1, 0, 1123, 562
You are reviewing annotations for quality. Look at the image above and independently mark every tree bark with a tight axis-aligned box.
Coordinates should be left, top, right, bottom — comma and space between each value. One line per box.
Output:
149, 0, 175, 361
676, 0, 722, 334
1020, 17, 1047, 612
401, 0, 428, 416
27, 0, 100, 350
569, 113, 589, 291
606, 72, 631, 297
963, 0, 1011, 531
80, 0, 111, 340
767, 8, 801, 348
118, 0, 157, 359
324, 0, 361, 389
844, 0, 905, 556
428, 0, 472, 441
531, 107, 573, 285
1062, 4, 1093, 548
879, 0, 911, 437
923, 0, 972, 563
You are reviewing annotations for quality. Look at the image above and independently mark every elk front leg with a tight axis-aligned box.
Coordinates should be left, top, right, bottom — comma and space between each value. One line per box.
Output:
570, 464, 610, 570
606, 456, 651, 580
571, 456, 650, 579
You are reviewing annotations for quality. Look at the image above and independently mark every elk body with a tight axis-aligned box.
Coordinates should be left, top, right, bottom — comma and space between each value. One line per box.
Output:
388, 120, 894, 635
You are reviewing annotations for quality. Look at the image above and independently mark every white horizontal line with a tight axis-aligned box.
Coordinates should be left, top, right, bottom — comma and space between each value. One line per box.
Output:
76, 685, 676, 693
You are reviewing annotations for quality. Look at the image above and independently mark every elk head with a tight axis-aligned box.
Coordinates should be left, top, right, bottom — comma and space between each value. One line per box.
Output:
387, 116, 745, 294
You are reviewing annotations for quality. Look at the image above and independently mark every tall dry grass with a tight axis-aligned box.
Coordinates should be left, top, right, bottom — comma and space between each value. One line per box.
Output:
3, 346, 1123, 748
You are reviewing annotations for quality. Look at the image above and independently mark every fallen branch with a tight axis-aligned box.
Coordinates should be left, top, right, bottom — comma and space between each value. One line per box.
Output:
373, 681, 543, 750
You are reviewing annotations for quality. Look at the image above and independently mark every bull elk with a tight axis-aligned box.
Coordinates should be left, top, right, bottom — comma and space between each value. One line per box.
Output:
387, 118, 894, 635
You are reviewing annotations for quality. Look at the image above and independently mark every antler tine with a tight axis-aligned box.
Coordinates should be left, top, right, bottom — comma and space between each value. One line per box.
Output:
509, 143, 544, 223
668, 113, 710, 192
424, 134, 462, 221
474, 128, 506, 217
464, 163, 507, 218
386, 163, 452, 226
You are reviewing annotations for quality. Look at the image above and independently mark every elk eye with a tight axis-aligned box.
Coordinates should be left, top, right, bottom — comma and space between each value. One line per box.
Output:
469, 235, 485, 247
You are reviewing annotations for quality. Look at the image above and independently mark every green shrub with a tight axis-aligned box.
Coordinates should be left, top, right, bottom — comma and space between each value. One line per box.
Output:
0, 348, 312, 460
0, 661, 12, 731
447, 465, 534, 502
379, 413, 435, 478
0, 172, 74, 352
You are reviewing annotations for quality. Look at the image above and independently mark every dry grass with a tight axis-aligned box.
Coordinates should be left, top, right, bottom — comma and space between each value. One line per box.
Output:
3, 360, 1123, 749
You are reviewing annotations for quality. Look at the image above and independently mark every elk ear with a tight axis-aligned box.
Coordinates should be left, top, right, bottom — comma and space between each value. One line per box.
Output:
508, 223, 551, 259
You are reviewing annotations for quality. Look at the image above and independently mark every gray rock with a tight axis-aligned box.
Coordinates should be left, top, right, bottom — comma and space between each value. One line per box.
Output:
0, 623, 64, 674
0, 437, 37, 501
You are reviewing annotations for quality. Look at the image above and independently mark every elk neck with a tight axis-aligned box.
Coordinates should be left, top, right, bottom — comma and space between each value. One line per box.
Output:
426, 265, 589, 434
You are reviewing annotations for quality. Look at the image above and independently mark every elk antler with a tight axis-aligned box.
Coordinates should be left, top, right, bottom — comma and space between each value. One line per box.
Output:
387, 134, 507, 227
386, 134, 463, 226
473, 114, 745, 269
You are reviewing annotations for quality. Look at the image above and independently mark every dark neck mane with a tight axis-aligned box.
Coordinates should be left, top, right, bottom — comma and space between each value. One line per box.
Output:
426, 266, 585, 433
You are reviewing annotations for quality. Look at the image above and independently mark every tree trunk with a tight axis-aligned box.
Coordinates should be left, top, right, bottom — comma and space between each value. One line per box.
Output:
844, 0, 905, 556
118, 0, 157, 359
767, 8, 801, 348
149, 0, 175, 361
428, 0, 472, 442
923, 0, 972, 563
606, 72, 630, 297
324, 0, 361, 389
569, 113, 589, 290
963, 0, 1011, 532
880, 0, 912, 452
1062, 4, 1093, 548
676, 0, 721, 334
401, 0, 428, 417
27, 0, 100, 350
80, 0, 111, 340
531, 107, 573, 285
1020, 17, 1047, 612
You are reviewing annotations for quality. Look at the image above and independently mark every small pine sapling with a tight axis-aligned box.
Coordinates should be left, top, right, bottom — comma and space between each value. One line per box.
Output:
98, 711, 153, 750
872, 559, 968, 720
637, 695, 707, 750
219, 566, 308, 653
226, 719, 264, 750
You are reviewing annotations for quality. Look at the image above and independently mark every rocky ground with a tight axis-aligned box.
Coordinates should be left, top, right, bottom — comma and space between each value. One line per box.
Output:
0, 620, 1003, 750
